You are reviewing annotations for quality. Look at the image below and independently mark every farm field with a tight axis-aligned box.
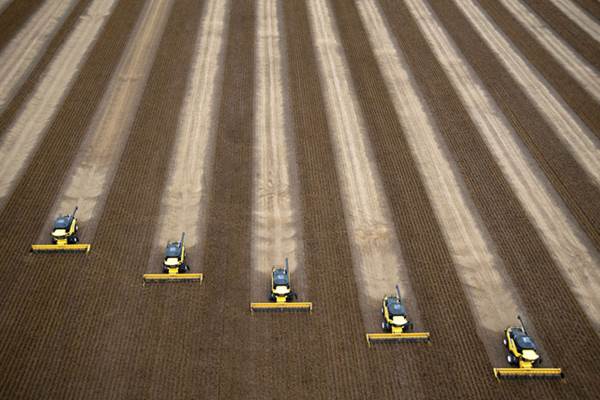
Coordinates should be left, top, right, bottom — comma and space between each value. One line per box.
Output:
0, 0, 599, 398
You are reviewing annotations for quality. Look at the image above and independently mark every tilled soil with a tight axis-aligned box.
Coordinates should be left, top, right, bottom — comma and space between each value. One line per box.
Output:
0, 1, 599, 399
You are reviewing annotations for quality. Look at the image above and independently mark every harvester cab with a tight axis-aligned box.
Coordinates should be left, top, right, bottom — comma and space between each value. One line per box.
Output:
31, 206, 91, 253
382, 286, 413, 333
250, 258, 312, 312
162, 232, 189, 274
270, 261, 296, 303
142, 232, 203, 285
493, 315, 563, 379
366, 285, 430, 345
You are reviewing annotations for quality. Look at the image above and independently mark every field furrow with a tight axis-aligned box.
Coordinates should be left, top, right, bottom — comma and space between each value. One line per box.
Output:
0, 0, 120, 210
0, 0, 78, 113
548, 0, 600, 41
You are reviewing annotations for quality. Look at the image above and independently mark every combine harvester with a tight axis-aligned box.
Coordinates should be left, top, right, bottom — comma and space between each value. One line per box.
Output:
143, 233, 203, 285
366, 285, 430, 346
493, 315, 563, 379
31, 206, 91, 253
250, 258, 312, 312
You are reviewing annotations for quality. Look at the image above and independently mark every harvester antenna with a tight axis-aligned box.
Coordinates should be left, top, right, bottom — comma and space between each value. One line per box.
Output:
517, 315, 527, 334
395, 284, 402, 301
180, 232, 185, 245
72, 206, 79, 217
284, 257, 289, 272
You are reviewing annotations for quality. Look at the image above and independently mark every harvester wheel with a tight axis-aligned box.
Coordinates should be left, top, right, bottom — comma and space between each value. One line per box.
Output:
503, 338, 507, 347
507, 354, 517, 365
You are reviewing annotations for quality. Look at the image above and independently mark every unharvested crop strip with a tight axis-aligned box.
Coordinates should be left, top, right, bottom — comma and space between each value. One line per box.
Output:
0, 0, 79, 113
382, 0, 600, 393
433, 0, 600, 250
454, 0, 600, 185
481, 0, 600, 144
0, 1, 43, 53
0, 0, 120, 211
525, 0, 600, 70
329, 1, 497, 397
356, 0, 529, 365
0, 0, 93, 138
252, 0, 304, 297
41, 0, 174, 244
151, 0, 228, 270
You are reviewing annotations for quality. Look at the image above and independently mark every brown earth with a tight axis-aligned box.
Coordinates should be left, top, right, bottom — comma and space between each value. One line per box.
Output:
0, 0, 599, 399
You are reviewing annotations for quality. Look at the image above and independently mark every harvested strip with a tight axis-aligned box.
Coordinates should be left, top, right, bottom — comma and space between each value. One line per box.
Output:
356, 0, 524, 364
548, 0, 600, 41
408, 0, 600, 330
0, 0, 119, 210
306, 0, 416, 331
252, 0, 304, 299
454, 0, 600, 185
499, 0, 600, 102
42, 0, 173, 243
153, 0, 228, 261
0, 0, 78, 113
0, 1, 43, 52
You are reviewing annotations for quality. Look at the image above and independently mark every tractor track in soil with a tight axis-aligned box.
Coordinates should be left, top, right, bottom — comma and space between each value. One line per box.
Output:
0, 0, 92, 137
384, 0, 600, 395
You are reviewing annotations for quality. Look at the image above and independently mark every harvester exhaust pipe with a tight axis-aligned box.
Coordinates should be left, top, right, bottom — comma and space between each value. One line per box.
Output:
517, 315, 527, 334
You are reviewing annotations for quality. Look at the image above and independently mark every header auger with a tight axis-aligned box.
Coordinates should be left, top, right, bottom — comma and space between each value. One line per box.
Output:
250, 258, 312, 312
31, 206, 91, 253
366, 285, 430, 346
493, 315, 563, 380
143, 232, 203, 285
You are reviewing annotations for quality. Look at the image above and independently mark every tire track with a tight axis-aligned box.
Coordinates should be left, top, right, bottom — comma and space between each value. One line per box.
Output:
0, 0, 120, 211
498, 0, 600, 102
0, 1, 43, 53
0, 0, 79, 113
454, 1, 600, 185
39, 0, 173, 245
0, 0, 149, 396
252, 0, 304, 301
356, 0, 531, 367
387, 0, 599, 394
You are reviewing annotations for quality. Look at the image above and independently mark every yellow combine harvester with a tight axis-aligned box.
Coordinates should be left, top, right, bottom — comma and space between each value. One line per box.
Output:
250, 258, 312, 312
31, 207, 91, 253
366, 285, 430, 346
143, 233, 202, 285
493, 315, 563, 379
